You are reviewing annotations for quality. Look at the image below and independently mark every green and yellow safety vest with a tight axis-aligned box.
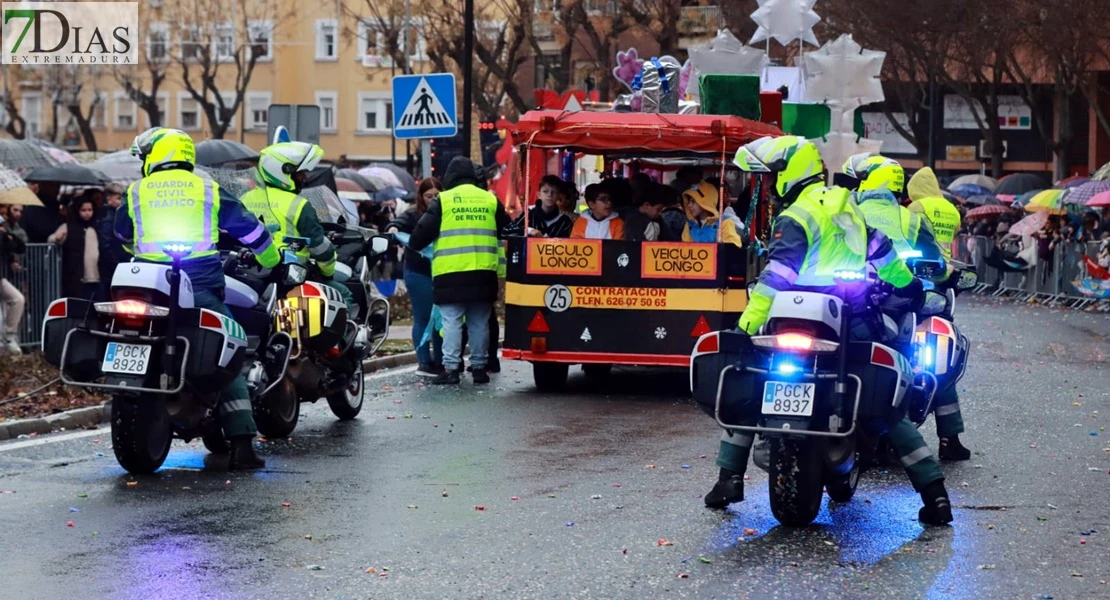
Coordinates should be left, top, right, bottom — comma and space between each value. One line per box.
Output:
857, 199, 923, 256
779, 186, 868, 286
126, 170, 220, 262
432, 184, 500, 278
913, 196, 960, 259
241, 186, 311, 261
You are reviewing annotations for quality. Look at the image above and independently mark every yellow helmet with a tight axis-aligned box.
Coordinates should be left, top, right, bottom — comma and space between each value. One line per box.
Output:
842, 153, 904, 195
136, 128, 196, 176
733, 136, 824, 203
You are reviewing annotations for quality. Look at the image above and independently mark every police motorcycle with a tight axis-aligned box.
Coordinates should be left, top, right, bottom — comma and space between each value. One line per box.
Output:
900, 254, 979, 426
41, 243, 279, 474
260, 234, 390, 430
690, 270, 931, 526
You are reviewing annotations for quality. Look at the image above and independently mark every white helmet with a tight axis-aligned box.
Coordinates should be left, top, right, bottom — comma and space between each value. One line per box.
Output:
257, 142, 324, 192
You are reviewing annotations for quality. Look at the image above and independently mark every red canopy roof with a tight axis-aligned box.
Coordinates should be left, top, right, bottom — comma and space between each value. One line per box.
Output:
513, 110, 783, 155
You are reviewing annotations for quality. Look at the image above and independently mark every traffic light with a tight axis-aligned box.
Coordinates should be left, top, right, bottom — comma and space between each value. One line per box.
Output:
479, 122, 496, 131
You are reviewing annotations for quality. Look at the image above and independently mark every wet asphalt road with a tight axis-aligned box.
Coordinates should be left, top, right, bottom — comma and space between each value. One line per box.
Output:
0, 297, 1108, 600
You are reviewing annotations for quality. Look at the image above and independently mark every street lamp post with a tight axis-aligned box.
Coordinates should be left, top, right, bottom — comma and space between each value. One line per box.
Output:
462, 0, 474, 160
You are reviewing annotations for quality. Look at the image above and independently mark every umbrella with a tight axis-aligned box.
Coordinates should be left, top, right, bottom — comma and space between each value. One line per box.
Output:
358, 165, 402, 188
43, 147, 78, 165
97, 150, 141, 164
1086, 191, 1110, 208
1056, 175, 1090, 189
1024, 189, 1068, 214
0, 164, 44, 206
23, 164, 107, 186
965, 204, 1011, 220
949, 183, 993, 199
964, 194, 1001, 206
0, 139, 60, 171
336, 177, 371, 202
89, 161, 143, 185
996, 194, 1016, 204
367, 163, 417, 195
194, 140, 259, 167
1009, 210, 1049, 237
1062, 180, 1110, 206
1011, 189, 1045, 207
949, 174, 997, 192
939, 190, 960, 204
335, 169, 381, 192
71, 151, 112, 164
1094, 162, 1110, 181
995, 172, 1049, 195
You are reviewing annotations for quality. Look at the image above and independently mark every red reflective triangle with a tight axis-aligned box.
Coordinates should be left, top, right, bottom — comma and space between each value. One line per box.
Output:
527, 310, 550, 333
690, 315, 712, 338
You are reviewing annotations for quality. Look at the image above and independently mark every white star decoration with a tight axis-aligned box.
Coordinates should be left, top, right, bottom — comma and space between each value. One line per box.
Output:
802, 34, 886, 110
750, 0, 821, 47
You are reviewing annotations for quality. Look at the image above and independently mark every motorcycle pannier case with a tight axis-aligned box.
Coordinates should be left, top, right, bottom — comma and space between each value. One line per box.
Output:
846, 341, 912, 434
274, 282, 349, 353
690, 331, 762, 423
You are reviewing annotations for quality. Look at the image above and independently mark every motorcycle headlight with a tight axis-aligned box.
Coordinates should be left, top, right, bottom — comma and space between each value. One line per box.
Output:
285, 264, 307, 285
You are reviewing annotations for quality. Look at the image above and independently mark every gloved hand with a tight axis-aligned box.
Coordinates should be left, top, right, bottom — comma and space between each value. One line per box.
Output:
893, 277, 925, 312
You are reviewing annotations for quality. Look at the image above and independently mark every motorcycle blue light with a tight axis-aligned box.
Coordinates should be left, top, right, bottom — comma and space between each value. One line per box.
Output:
160, 242, 193, 260
899, 250, 923, 259
833, 270, 865, 281
924, 345, 935, 368
776, 360, 800, 375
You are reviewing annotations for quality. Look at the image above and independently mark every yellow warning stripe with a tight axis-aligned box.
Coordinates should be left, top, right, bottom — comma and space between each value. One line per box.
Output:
506, 282, 748, 312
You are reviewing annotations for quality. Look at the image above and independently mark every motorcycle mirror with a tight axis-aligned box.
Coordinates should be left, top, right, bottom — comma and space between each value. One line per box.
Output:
369, 235, 390, 256
956, 269, 979, 291
284, 263, 308, 286
922, 290, 949, 316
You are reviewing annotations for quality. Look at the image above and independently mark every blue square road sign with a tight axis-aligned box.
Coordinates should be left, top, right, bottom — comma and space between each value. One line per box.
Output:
391, 73, 458, 140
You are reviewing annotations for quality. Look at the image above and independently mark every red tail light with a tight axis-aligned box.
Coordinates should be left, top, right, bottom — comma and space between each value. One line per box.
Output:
776, 333, 814, 350
928, 317, 953, 337
694, 333, 719, 354
530, 337, 547, 353
300, 283, 322, 298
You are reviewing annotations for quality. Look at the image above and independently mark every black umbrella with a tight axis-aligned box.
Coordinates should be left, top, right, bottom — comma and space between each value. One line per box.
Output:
994, 173, 1049, 196
0, 139, 59, 170
335, 169, 381, 192
368, 163, 417, 195
23, 164, 107, 186
964, 194, 1002, 206
195, 139, 260, 167
302, 166, 338, 196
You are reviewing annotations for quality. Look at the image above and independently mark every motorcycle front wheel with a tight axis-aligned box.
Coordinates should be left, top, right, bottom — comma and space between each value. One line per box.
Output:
326, 362, 364, 420
768, 438, 824, 526
111, 395, 172, 474
825, 457, 861, 503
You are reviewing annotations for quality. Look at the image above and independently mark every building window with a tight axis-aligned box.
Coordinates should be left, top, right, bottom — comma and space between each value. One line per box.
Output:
247, 20, 273, 61
357, 93, 392, 133
357, 19, 394, 67
114, 94, 137, 130
214, 23, 236, 61
21, 93, 42, 136
316, 19, 337, 61
315, 91, 337, 134
144, 93, 170, 128
87, 92, 107, 129
179, 94, 200, 131
180, 26, 204, 61
246, 92, 271, 130
148, 22, 169, 61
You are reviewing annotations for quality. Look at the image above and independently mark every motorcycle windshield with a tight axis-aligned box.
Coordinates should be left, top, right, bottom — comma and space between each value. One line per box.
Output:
301, 185, 359, 227
206, 167, 284, 232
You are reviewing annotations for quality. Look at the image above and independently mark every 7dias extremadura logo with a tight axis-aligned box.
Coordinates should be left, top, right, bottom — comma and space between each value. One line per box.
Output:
2, 2, 138, 65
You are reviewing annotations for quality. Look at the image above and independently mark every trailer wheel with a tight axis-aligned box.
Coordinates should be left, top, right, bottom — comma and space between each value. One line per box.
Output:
533, 362, 569, 392
581, 363, 612, 381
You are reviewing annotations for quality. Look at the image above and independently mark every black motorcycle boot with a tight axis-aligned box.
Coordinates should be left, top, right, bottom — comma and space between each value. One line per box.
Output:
938, 435, 972, 461
228, 436, 266, 470
918, 479, 954, 525
704, 468, 745, 509
486, 357, 501, 373
472, 369, 490, 384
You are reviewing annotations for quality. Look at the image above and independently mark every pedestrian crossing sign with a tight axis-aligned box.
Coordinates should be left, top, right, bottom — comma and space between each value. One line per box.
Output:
391, 73, 458, 140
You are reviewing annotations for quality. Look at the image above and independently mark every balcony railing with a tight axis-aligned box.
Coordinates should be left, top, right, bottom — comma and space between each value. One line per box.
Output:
679, 5, 721, 36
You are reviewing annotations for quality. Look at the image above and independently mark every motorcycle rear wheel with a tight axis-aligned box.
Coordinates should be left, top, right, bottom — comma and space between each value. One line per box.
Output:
111, 395, 172, 475
254, 376, 300, 438
768, 438, 824, 526
326, 362, 364, 420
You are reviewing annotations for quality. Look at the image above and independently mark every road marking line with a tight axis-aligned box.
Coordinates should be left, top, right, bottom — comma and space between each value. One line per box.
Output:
0, 365, 419, 452
0, 428, 104, 452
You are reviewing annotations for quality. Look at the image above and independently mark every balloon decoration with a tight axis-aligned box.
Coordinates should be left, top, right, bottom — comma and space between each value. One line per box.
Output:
750, 0, 821, 47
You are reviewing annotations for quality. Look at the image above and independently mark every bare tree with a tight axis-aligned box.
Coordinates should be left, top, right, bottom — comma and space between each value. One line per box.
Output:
164, 0, 294, 140
113, 13, 171, 128
1, 67, 27, 139
620, 0, 684, 58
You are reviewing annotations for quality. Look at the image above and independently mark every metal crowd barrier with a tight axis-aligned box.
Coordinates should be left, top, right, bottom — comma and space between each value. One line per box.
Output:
955, 234, 1109, 309
6, 244, 63, 349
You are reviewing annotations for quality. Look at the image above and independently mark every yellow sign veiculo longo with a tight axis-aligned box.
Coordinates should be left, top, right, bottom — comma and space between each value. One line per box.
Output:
526, 238, 602, 276
641, 242, 717, 280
